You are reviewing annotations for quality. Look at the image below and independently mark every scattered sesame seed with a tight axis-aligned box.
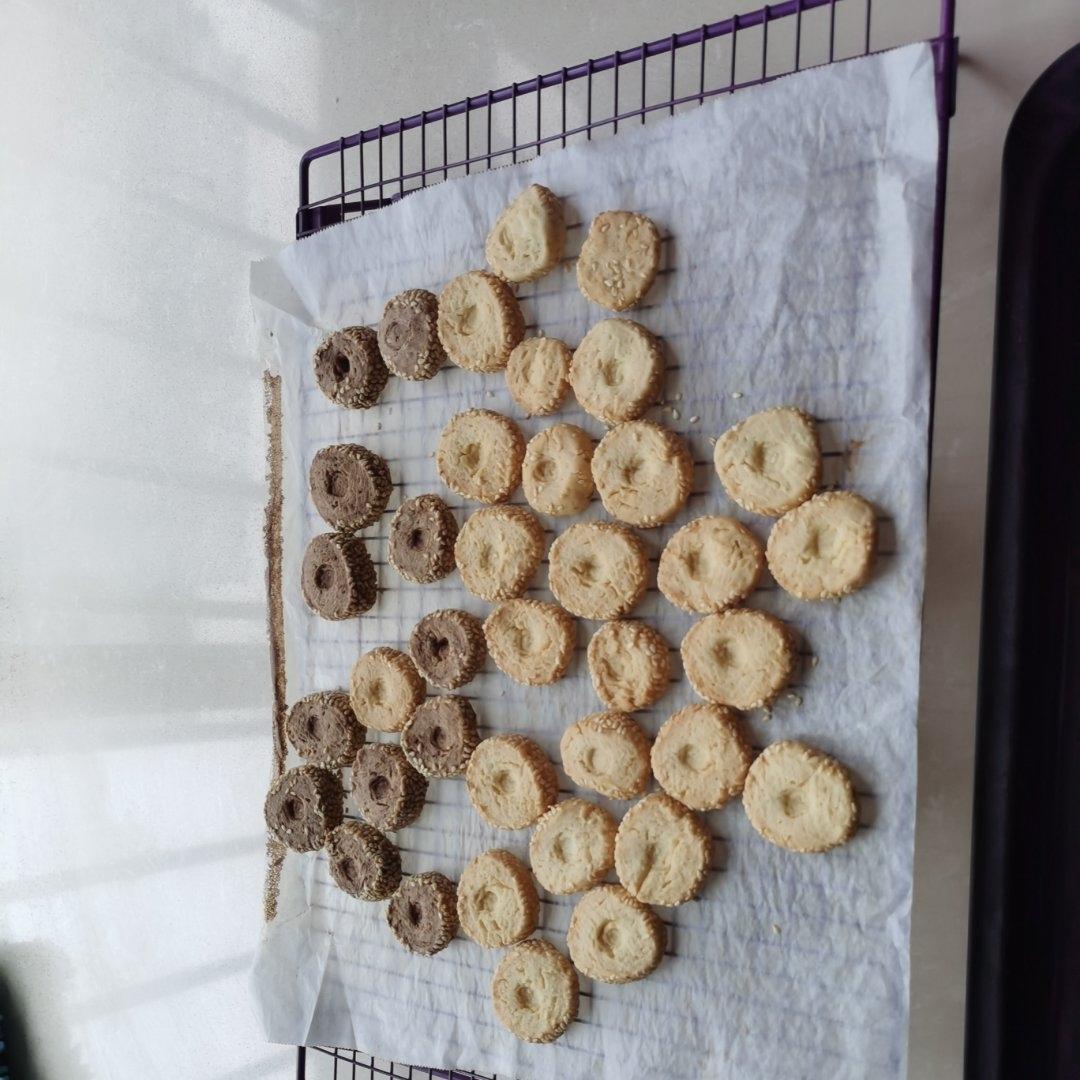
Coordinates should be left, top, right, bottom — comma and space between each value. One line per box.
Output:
689, 415, 700, 424
810, 656, 819, 667
772, 923, 782, 935
671, 409, 680, 421
675, 393, 683, 402
732, 391, 743, 400
787, 692, 802, 707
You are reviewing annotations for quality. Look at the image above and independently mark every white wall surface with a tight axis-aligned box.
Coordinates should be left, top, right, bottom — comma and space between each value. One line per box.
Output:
1, 2, 1076, 1078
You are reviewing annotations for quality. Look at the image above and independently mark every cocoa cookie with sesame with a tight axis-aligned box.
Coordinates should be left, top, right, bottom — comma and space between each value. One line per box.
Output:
301, 532, 376, 620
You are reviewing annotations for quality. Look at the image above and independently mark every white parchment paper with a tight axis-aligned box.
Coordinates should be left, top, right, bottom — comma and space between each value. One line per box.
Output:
249, 44, 938, 1080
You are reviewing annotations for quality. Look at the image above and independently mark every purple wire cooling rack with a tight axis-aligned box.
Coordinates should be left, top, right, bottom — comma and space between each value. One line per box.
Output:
292, 2, 957, 1077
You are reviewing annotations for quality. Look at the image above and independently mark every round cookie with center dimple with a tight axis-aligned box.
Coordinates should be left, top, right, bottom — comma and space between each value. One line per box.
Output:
301, 533, 377, 620
766, 490, 877, 601
560, 712, 652, 800
312, 326, 389, 409
349, 647, 425, 733
325, 820, 401, 901
436, 409, 525, 504
377, 288, 445, 380
387, 872, 458, 956
567, 884, 665, 984
486, 184, 566, 283
577, 210, 662, 312
286, 690, 365, 768
548, 521, 648, 620
388, 493, 458, 584
614, 793, 711, 907
592, 420, 693, 527
492, 939, 578, 1043
437, 270, 525, 373
658, 515, 765, 613
401, 695, 479, 778
522, 424, 595, 517
586, 620, 670, 711
457, 849, 539, 948
466, 734, 558, 830
651, 703, 753, 811
410, 609, 486, 690
714, 406, 821, 517
528, 797, 616, 895
455, 506, 544, 601
352, 743, 427, 832
505, 337, 573, 416
264, 765, 344, 853
484, 599, 575, 687
742, 740, 859, 853
309, 444, 391, 531
569, 319, 664, 424
681, 608, 796, 710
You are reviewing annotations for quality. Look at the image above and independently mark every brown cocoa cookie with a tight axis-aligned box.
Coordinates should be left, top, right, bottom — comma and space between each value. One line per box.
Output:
401, 695, 479, 778
352, 743, 427, 832
377, 288, 445, 380
325, 820, 401, 901
301, 533, 377, 620
410, 609, 486, 689
309, 444, 392, 531
388, 494, 458, 584
264, 765, 344, 852
285, 690, 365, 768
312, 327, 389, 409
387, 871, 458, 955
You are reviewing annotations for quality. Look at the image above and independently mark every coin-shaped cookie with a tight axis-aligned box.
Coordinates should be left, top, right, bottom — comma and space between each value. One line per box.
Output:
388, 493, 458, 584
312, 326, 389, 409
576, 210, 661, 311
378, 288, 445, 380
387, 872, 458, 955
308, 444, 392, 531
300, 532, 377, 620
485, 184, 566, 284
264, 765, 344, 853
437, 271, 524, 373
285, 690, 365, 768
409, 609, 486, 690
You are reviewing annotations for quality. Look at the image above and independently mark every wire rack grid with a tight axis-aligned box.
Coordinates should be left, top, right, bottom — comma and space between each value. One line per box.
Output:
291, 1, 958, 1077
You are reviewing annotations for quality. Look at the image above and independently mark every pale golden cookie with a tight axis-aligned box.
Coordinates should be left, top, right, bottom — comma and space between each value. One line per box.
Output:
576, 210, 661, 311
457, 849, 539, 948
505, 336, 573, 416
569, 319, 664, 424
548, 521, 648, 620
742, 740, 858, 853
614, 793, 711, 906
560, 712, 651, 800
713, 406, 821, 517
348, 647, 425, 733
529, 797, 617, 895
651, 703, 753, 811
586, 620, 670, 711
657, 515, 764, 613
486, 184, 566, 284
436, 409, 524, 504
567, 884, 665, 984
681, 608, 795, 710
766, 490, 877, 601
491, 939, 578, 1043
484, 599, 575, 686
455, 505, 545, 601
522, 424, 595, 517
437, 270, 524, 373
466, 734, 558, 829
592, 420, 692, 527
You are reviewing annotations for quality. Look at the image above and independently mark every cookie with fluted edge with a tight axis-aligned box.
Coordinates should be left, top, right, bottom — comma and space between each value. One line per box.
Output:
548, 521, 648, 620
326, 820, 401, 901
436, 409, 525, 504
680, 608, 796, 711
401, 695, 479, 778
560, 711, 652, 800
312, 326, 389, 409
569, 318, 664, 423
378, 288, 445, 381
264, 765, 343, 853
651, 703, 752, 810
505, 337, 573, 416
742, 739, 859, 853
309, 444, 391, 531
491, 939, 578, 1043
455, 505, 544, 601
658, 515, 764, 613
614, 793, 711, 906
766, 490, 877, 600
410, 609, 486, 690
301, 532, 376, 620
484, 599, 575, 687
285, 690, 365, 768
349, 647, 425, 733
592, 420, 692, 527
466, 734, 558, 829
352, 743, 427, 832
387, 872, 458, 955
486, 184, 566, 283
713, 406, 821, 517
522, 423, 595, 517
576, 210, 661, 311
567, 884, 665, 983
528, 797, 617, 895
586, 620, 670, 711
457, 849, 539, 948
437, 270, 524, 373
